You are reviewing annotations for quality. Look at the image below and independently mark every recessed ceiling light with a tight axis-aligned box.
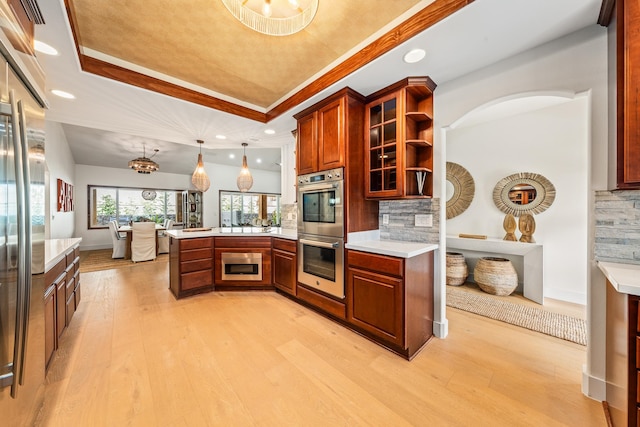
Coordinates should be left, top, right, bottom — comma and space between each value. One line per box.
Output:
403, 48, 426, 64
34, 40, 58, 56
51, 89, 75, 99
216, 134, 226, 140
229, 153, 235, 159
256, 158, 262, 163
264, 129, 275, 135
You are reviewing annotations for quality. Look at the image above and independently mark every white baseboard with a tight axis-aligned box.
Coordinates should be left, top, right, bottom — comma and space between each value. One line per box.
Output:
433, 319, 448, 338
545, 288, 587, 306
582, 364, 606, 401
79, 244, 112, 251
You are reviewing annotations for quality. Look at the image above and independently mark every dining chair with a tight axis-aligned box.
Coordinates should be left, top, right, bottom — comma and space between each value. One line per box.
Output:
131, 222, 157, 262
108, 221, 126, 259
157, 219, 174, 254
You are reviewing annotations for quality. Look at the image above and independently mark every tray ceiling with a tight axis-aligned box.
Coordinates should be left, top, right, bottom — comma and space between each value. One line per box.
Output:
66, 0, 443, 119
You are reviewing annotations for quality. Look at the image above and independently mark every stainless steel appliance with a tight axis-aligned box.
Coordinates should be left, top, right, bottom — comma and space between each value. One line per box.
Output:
221, 252, 263, 281
298, 234, 344, 299
0, 2, 48, 425
297, 167, 344, 238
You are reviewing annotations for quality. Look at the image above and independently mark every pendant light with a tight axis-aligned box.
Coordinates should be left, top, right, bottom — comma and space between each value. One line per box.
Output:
237, 143, 253, 192
192, 140, 210, 192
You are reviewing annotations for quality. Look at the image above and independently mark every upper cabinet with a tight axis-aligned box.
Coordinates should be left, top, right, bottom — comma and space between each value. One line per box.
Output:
294, 88, 365, 175
364, 77, 436, 199
617, 0, 640, 189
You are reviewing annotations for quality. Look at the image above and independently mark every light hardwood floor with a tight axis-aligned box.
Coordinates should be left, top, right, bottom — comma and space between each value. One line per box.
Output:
42, 262, 605, 426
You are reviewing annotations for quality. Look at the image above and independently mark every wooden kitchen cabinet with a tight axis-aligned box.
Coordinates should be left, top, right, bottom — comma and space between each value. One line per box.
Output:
364, 77, 436, 199
44, 284, 56, 368
214, 237, 272, 289
43, 241, 81, 369
346, 249, 434, 359
605, 280, 640, 427
616, 0, 640, 189
272, 238, 297, 296
294, 88, 365, 174
169, 236, 214, 298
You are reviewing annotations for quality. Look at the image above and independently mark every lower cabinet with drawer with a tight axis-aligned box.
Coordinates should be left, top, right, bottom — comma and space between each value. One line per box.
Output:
272, 237, 297, 296
605, 281, 640, 426
214, 237, 272, 290
44, 242, 81, 369
346, 249, 434, 359
169, 236, 214, 298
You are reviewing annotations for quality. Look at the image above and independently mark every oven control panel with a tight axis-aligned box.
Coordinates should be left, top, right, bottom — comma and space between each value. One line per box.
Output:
298, 167, 343, 185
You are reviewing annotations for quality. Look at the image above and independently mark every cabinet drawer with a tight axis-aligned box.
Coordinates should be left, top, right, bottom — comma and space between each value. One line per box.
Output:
181, 258, 213, 274
181, 270, 213, 290
66, 293, 75, 325
180, 237, 213, 250
74, 245, 80, 259
65, 250, 75, 266
273, 237, 296, 253
347, 250, 404, 278
216, 237, 271, 248
46, 258, 66, 286
181, 248, 212, 262
65, 276, 75, 301
75, 281, 81, 308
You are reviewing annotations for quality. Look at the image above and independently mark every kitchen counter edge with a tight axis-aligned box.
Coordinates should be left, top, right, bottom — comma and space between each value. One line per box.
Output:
598, 261, 640, 296
167, 228, 298, 241
345, 240, 438, 259
45, 238, 82, 272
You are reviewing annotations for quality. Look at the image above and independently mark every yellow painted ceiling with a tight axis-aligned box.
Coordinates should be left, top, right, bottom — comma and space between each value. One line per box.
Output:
69, 0, 425, 109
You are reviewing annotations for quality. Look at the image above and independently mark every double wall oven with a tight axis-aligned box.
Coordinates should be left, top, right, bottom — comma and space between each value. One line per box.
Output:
297, 168, 345, 299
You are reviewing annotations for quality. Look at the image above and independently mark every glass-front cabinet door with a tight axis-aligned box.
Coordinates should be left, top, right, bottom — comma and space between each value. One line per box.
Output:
365, 92, 402, 198
365, 77, 436, 200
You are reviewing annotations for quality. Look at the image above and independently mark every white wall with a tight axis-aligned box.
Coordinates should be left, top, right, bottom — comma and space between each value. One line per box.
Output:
45, 121, 76, 239
74, 162, 281, 249
74, 164, 192, 250
432, 24, 608, 400
201, 162, 281, 228
447, 97, 589, 304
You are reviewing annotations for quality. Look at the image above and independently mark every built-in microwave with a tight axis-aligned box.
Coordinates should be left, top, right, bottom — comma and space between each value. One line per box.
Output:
297, 168, 344, 238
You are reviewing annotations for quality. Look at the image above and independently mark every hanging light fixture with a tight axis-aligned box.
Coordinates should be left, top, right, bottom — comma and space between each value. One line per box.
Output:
221, 0, 319, 36
237, 143, 253, 192
128, 146, 159, 174
192, 140, 211, 192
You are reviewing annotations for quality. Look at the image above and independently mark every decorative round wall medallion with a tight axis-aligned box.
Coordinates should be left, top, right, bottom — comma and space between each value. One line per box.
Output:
142, 189, 157, 201
492, 172, 555, 216
446, 162, 475, 219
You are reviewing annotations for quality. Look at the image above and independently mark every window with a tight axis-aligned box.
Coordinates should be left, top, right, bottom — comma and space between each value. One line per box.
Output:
88, 185, 179, 229
220, 191, 281, 227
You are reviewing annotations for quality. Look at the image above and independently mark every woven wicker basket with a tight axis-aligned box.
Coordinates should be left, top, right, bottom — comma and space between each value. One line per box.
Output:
474, 257, 517, 296
446, 252, 468, 286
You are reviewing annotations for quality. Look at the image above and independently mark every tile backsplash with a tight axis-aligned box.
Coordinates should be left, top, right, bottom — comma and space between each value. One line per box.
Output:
280, 203, 297, 230
595, 190, 640, 264
379, 198, 440, 244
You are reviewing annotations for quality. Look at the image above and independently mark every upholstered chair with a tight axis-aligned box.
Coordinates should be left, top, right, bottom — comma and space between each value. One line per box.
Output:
157, 220, 175, 254
131, 222, 156, 262
108, 221, 126, 259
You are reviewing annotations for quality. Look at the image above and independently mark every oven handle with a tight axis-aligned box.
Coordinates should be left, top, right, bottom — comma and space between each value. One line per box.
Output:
298, 182, 338, 192
299, 238, 339, 249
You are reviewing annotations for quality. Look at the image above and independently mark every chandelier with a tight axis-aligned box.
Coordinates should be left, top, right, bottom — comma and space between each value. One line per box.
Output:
192, 140, 211, 192
237, 143, 253, 192
128, 146, 159, 174
221, 0, 319, 36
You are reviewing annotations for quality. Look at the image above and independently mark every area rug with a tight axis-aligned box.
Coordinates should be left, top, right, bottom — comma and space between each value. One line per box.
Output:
446, 286, 587, 346
79, 249, 169, 273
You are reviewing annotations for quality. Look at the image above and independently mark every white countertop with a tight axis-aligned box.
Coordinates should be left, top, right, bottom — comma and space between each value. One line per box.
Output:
167, 227, 297, 240
45, 238, 82, 272
345, 239, 438, 258
598, 261, 640, 296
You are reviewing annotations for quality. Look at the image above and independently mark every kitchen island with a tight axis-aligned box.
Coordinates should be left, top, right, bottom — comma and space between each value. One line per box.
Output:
166, 227, 438, 359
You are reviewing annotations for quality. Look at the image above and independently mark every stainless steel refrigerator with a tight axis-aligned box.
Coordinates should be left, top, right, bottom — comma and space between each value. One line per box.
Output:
0, 21, 48, 427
